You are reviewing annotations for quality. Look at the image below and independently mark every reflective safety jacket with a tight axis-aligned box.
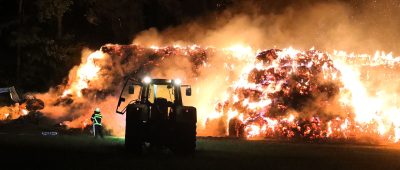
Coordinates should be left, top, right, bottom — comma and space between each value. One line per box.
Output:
91, 112, 103, 126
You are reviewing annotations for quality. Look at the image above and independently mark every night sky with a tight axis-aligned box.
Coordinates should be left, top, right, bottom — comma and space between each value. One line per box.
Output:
0, 0, 399, 92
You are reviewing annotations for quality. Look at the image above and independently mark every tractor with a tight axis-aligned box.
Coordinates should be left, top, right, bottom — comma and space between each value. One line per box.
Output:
116, 76, 197, 154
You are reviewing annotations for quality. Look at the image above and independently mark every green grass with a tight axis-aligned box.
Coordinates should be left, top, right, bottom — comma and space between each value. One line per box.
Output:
0, 134, 400, 170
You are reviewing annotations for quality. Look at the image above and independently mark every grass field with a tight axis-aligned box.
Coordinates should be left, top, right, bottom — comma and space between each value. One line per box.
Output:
0, 133, 399, 170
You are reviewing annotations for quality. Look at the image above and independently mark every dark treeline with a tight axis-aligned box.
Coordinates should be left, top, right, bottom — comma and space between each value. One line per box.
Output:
0, 0, 394, 93
0, 0, 231, 92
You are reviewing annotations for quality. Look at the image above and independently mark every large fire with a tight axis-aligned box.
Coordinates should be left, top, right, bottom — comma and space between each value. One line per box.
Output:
31, 43, 400, 143
208, 47, 400, 143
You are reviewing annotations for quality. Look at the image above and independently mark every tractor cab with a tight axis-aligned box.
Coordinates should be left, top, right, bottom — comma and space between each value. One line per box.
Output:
116, 77, 196, 154
116, 77, 191, 114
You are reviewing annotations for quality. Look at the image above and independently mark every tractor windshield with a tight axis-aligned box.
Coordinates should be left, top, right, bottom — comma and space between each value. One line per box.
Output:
116, 78, 189, 114
148, 84, 174, 103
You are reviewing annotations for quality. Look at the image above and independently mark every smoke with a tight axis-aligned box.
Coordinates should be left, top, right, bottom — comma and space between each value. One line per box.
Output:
29, 0, 400, 138
133, 0, 400, 53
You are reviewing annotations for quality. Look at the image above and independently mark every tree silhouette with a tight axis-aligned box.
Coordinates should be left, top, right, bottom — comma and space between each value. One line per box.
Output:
37, 0, 73, 38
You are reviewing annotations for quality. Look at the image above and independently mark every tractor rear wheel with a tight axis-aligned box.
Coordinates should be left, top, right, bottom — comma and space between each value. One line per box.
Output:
172, 122, 196, 154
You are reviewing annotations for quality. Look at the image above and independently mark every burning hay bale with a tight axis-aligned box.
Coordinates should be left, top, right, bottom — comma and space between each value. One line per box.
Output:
205, 48, 400, 143
213, 49, 343, 139
26, 98, 45, 111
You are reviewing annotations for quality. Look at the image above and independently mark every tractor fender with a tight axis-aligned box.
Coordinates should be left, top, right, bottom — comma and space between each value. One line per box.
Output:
126, 104, 149, 122
175, 106, 197, 124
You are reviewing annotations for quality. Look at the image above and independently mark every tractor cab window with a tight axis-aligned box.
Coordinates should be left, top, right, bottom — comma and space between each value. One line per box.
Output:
116, 83, 141, 114
148, 84, 175, 104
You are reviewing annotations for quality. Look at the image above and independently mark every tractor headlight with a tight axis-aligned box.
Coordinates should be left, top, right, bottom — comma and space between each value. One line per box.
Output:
143, 76, 152, 84
174, 79, 182, 85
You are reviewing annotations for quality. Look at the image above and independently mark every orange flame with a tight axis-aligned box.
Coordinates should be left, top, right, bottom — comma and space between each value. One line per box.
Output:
62, 50, 106, 98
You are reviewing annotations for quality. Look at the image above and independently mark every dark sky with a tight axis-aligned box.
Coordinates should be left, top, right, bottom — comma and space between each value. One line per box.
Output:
0, 0, 399, 91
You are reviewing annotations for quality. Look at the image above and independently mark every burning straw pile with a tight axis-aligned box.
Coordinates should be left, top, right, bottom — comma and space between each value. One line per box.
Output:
3, 43, 398, 142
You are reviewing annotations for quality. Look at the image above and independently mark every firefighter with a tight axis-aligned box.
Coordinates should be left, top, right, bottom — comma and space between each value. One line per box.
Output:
91, 108, 104, 138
